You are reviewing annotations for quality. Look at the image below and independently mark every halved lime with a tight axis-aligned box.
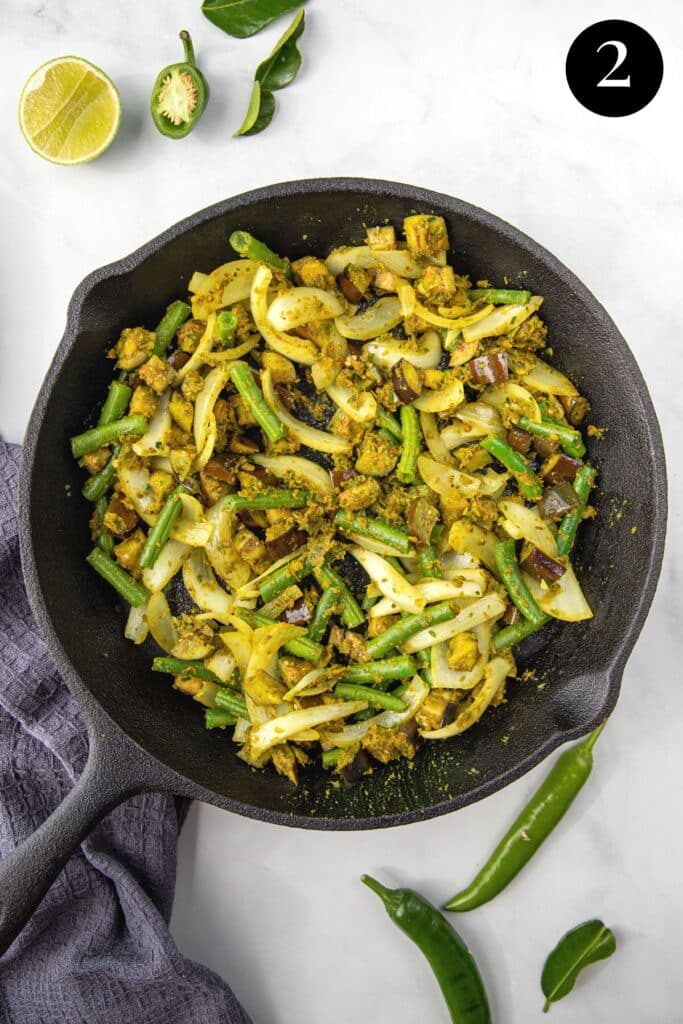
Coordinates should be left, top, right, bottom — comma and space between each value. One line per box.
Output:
19, 56, 121, 165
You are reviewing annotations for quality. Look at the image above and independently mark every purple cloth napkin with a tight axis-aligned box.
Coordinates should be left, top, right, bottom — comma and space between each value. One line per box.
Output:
0, 441, 251, 1024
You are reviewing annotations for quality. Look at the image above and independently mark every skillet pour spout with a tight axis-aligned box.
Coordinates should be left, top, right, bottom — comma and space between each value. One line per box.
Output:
6, 178, 665, 956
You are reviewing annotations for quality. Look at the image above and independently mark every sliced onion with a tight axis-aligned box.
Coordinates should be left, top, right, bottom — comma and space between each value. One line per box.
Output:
250, 700, 367, 759
420, 655, 513, 738
205, 649, 237, 683
116, 456, 156, 525
284, 667, 335, 701
324, 245, 377, 276
374, 249, 425, 278
142, 538, 191, 593
252, 454, 333, 495
335, 297, 402, 340
522, 358, 579, 397
446, 332, 480, 367
403, 593, 506, 652
267, 287, 343, 331
329, 674, 430, 747
169, 493, 214, 547
183, 548, 233, 616
447, 520, 500, 576
326, 382, 377, 422
133, 390, 172, 458
369, 578, 482, 617
416, 298, 494, 330
430, 623, 490, 690
480, 382, 541, 424
346, 533, 415, 559
461, 297, 542, 343
191, 260, 257, 319
524, 565, 593, 621
440, 552, 487, 577
261, 368, 351, 454
365, 329, 442, 370
498, 499, 559, 558
440, 402, 504, 449
205, 500, 252, 590
125, 601, 149, 645
244, 623, 304, 685
147, 591, 179, 653
202, 336, 259, 364
420, 411, 452, 464
476, 469, 510, 499
219, 629, 252, 676
232, 717, 251, 743
193, 413, 217, 473
188, 271, 208, 294
417, 454, 481, 499
414, 376, 464, 414
251, 266, 319, 365
350, 546, 426, 615
194, 363, 231, 453
236, 544, 307, 600
176, 314, 216, 381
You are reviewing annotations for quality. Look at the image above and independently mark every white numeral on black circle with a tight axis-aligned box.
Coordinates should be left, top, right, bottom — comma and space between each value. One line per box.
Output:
597, 40, 631, 87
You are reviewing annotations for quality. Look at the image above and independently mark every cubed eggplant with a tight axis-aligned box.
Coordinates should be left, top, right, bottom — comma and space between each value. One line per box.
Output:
520, 546, 566, 583
469, 352, 509, 385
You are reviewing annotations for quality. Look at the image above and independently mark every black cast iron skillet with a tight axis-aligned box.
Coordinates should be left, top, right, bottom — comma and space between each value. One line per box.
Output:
1, 179, 666, 955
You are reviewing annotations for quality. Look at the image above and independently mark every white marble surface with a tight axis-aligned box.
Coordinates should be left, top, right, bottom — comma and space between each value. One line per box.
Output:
2, 1, 682, 1020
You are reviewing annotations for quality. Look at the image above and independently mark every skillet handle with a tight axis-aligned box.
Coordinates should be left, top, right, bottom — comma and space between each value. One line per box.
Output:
0, 729, 151, 957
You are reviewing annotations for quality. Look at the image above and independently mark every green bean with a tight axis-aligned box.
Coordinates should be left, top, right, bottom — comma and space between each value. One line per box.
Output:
495, 540, 546, 625
362, 592, 379, 612
492, 614, 550, 651
151, 656, 224, 684
214, 686, 249, 719
229, 231, 292, 279
340, 654, 417, 686
417, 544, 442, 579
556, 464, 596, 556
229, 362, 285, 444
480, 435, 543, 501
415, 648, 433, 686
468, 288, 531, 305
335, 683, 406, 713
98, 380, 132, 426
322, 748, 341, 769
86, 547, 149, 607
333, 509, 412, 554
379, 428, 400, 445
307, 585, 342, 643
70, 415, 147, 459
517, 415, 586, 459
314, 563, 365, 629
94, 493, 116, 555
366, 603, 454, 660
390, 682, 410, 699
235, 608, 323, 662
353, 707, 377, 721
397, 405, 422, 484
82, 444, 121, 502
376, 407, 403, 442
259, 554, 313, 603
215, 310, 237, 347
138, 487, 185, 569
205, 707, 237, 729
224, 488, 308, 511
153, 300, 192, 356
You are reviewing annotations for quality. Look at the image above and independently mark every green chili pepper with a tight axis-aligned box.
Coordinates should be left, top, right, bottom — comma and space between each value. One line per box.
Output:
151, 31, 208, 139
362, 876, 491, 1024
444, 723, 606, 912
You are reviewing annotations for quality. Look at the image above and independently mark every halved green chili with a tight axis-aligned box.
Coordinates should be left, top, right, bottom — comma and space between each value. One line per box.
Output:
229, 231, 292, 279
86, 547, 149, 607
517, 415, 586, 460
70, 415, 147, 459
138, 486, 185, 569
363, 876, 491, 1024
224, 488, 308, 511
480, 435, 543, 501
339, 654, 416, 686
366, 603, 454, 660
445, 724, 606, 912
495, 540, 546, 625
556, 464, 596, 556
333, 509, 412, 554
151, 30, 208, 139
397, 405, 422, 484
230, 362, 285, 444
335, 683, 405, 713
154, 300, 192, 356
307, 585, 342, 643
468, 288, 531, 305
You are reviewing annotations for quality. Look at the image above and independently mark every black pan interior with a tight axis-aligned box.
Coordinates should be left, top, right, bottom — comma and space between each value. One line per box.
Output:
22, 181, 666, 828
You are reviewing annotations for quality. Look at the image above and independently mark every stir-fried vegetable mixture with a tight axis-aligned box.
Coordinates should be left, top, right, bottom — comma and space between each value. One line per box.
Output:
71, 215, 596, 786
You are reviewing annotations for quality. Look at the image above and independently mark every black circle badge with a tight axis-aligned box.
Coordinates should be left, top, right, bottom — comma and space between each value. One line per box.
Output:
566, 20, 663, 116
